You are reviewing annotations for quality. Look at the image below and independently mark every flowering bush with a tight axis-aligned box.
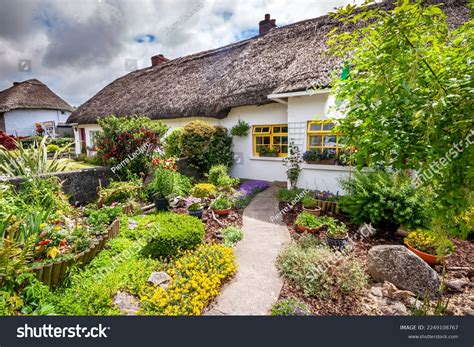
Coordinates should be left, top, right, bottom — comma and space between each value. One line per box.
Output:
233, 180, 269, 209
0, 131, 17, 150
207, 165, 239, 189
191, 183, 217, 198
33, 212, 93, 262
95, 115, 168, 179
140, 243, 236, 315
151, 157, 177, 171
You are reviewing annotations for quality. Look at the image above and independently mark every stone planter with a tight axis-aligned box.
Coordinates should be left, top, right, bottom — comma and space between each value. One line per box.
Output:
326, 234, 349, 250
302, 206, 321, 216
188, 209, 203, 219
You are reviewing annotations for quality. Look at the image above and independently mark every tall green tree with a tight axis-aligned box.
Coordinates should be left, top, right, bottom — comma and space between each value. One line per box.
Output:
328, 0, 473, 236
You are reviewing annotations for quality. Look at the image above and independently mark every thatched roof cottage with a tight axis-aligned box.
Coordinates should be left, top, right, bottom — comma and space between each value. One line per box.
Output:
0, 79, 73, 137
67, 0, 469, 192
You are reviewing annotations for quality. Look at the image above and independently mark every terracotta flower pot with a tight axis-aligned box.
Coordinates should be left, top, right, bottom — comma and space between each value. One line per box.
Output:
213, 208, 231, 216
296, 224, 321, 234
405, 243, 439, 266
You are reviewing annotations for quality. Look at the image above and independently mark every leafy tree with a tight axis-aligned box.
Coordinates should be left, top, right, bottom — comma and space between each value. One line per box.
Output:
328, 0, 473, 236
95, 115, 168, 180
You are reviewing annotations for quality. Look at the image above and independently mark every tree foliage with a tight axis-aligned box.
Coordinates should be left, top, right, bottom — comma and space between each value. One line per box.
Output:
328, 0, 473, 235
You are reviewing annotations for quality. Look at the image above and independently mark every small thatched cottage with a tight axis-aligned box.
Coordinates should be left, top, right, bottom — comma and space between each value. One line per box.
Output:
67, 0, 469, 192
0, 79, 74, 137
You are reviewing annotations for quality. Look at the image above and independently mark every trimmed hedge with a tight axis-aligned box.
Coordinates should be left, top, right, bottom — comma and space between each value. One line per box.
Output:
141, 213, 205, 258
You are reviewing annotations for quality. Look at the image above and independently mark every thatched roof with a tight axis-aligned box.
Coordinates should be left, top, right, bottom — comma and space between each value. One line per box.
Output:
68, 0, 469, 125
0, 79, 73, 113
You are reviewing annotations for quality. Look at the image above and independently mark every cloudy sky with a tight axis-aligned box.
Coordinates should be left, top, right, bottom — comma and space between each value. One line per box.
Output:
0, 0, 361, 107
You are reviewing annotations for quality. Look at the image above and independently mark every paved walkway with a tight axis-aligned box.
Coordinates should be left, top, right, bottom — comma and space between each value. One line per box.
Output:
206, 185, 290, 315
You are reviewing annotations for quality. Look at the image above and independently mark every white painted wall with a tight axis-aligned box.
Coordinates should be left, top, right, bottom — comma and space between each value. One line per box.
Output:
5, 109, 70, 137
73, 93, 352, 192
287, 93, 351, 193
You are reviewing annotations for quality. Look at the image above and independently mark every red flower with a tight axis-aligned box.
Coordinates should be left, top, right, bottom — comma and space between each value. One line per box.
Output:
38, 239, 51, 246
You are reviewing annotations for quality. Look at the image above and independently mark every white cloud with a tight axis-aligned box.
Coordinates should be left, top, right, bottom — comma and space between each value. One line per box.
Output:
0, 0, 361, 106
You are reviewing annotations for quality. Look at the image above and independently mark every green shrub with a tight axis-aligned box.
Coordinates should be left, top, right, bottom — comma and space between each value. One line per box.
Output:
163, 128, 182, 158
212, 196, 231, 210
141, 213, 205, 258
147, 167, 192, 201
207, 165, 239, 189
46, 144, 61, 153
271, 298, 310, 316
230, 120, 250, 137
95, 115, 168, 180
277, 241, 367, 299
180, 121, 233, 173
221, 226, 244, 246
98, 179, 145, 205
86, 206, 123, 230
276, 188, 306, 203
191, 183, 217, 198
339, 170, 431, 231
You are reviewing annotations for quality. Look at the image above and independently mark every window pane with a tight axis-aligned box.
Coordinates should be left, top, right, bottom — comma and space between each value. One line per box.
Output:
281, 145, 288, 153
273, 127, 280, 133
263, 137, 270, 145
282, 136, 288, 144
310, 135, 323, 146
254, 127, 261, 133
324, 135, 337, 147
274, 137, 281, 144
309, 122, 322, 131
323, 122, 335, 131
256, 137, 262, 145
281, 126, 288, 133
262, 127, 270, 133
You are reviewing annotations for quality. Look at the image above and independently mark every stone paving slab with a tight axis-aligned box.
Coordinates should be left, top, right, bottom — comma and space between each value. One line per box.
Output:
205, 185, 290, 315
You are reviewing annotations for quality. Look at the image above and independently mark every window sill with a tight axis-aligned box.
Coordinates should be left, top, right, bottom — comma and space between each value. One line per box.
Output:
249, 156, 284, 162
301, 163, 353, 172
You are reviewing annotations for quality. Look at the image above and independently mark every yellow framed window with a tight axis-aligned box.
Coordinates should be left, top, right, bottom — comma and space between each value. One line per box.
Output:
307, 120, 342, 157
253, 124, 288, 157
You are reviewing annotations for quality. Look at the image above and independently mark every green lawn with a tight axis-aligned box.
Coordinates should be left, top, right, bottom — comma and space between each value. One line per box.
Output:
56, 158, 98, 171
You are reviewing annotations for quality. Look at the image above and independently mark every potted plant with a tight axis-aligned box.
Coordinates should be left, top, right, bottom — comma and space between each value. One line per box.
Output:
302, 195, 321, 216
404, 229, 454, 265
326, 223, 349, 250
186, 197, 204, 219
257, 145, 280, 157
211, 196, 232, 216
302, 149, 320, 164
294, 211, 323, 234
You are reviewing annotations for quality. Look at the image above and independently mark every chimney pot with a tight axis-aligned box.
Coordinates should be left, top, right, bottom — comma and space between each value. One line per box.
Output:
259, 14, 277, 35
151, 54, 169, 67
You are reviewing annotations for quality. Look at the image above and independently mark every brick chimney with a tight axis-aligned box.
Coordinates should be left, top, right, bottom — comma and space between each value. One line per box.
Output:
259, 14, 277, 35
151, 54, 169, 67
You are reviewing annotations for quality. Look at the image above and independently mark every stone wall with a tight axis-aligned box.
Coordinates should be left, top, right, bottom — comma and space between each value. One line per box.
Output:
5, 167, 112, 205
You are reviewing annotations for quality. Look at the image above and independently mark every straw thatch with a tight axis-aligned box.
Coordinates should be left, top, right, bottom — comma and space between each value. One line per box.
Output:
0, 79, 73, 113
68, 0, 469, 125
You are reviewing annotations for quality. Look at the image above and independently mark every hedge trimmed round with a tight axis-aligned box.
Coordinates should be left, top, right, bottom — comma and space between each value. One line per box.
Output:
141, 212, 205, 258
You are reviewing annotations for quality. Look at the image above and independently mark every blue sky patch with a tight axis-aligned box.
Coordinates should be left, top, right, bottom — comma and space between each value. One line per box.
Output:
135, 34, 156, 43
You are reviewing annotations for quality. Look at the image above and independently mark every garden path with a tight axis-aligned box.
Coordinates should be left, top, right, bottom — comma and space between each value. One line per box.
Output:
206, 185, 290, 315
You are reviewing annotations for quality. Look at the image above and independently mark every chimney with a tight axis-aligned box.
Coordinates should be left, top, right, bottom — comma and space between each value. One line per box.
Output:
259, 14, 277, 35
151, 54, 169, 67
